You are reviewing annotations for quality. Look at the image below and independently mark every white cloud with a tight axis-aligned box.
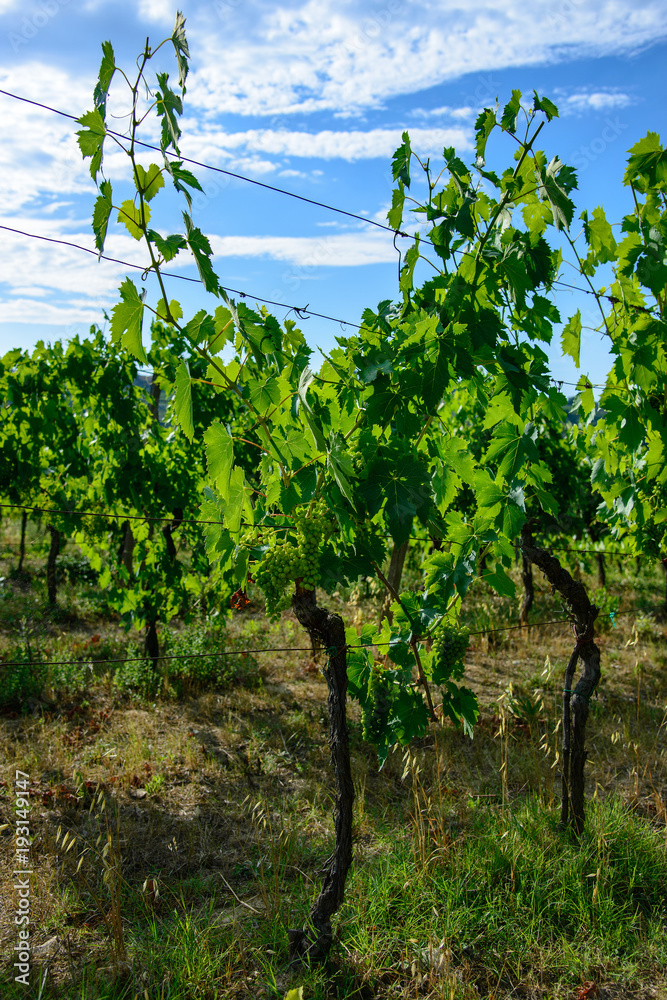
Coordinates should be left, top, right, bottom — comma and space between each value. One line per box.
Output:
0, 222, 398, 329
187, 0, 667, 117
0, 65, 93, 213
208, 231, 397, 267
412, 106, 476, 121
2, 0, 665, 333
559, 90, 634, 114
183, 125, 472, 165
2, 221, 137, 286
137, 0, 175, 22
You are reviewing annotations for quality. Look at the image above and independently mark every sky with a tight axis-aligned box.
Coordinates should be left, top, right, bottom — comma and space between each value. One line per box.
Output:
1, 0, 666, 388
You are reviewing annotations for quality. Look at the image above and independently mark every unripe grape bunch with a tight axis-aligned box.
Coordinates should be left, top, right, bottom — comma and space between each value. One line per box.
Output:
432, 620, 470, 682
254, 499, 335, 618
361, 665, 392, 744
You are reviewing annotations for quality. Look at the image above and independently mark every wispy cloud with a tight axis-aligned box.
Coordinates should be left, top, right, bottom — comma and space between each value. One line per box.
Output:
0, 222, 141, 326
411, 106, 476, 121
137, 0, 174, 22
208, 230, 397, 267
183, 125, 472, 165
2, 0, 664, 338
186, 0, 667, 117
558, 90, 635, 115
0, 64, 93, 214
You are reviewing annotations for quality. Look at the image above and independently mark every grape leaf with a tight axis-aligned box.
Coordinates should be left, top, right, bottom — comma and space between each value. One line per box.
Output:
93, 40, 115, 118
399, 238, 420, 297
209, 306, 234, 352
532, 91, 559, 121
183, 309, 216, 345
225, 465, 252, 535
134, 163, 164, 202
474, 108, 496, 160
174, 357, 194, 441
623, 132, 667, 190
249, 376, 282, 411
92, 179, 113, 253
117, 199, 150, 240
391, 131, 412, 187
580, 206, 617, 263
148, 231, 186, 262
183, 213, 218, 294
76, 109, 106, 179
155, 298, 183, 323
204, 422, 234, 496
387, 183, 405, 231
110, 278, 146, 362
538, 156, 576, 231
561, 309, 582, 367
171, 10, 190, 90
500, 89, 522, 134
164, 159, 204, 207
156, 72, 183, 152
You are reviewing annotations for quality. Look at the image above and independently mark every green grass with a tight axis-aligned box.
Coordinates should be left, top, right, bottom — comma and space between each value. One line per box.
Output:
2, 794, 663, 999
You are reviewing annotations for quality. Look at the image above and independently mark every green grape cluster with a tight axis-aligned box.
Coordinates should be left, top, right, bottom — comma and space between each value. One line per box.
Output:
254, 542, 301, 618
432, 620, 470, 682
254, 500, 336, 618
292, 499, 334, 590
361, 666, 392, 744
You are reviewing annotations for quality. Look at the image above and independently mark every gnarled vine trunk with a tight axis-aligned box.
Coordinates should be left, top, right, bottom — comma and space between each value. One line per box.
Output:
596, 552, 606, 588
145, 618, 159, 671
519, 555, 534, 627
17, 511, 28, 574
288, 587, 354, 964
46, 525, 61, 606
379, 539, 409, 625
162, 507, 184, 562
119, 520, 135, 575
521, 527, 601, 836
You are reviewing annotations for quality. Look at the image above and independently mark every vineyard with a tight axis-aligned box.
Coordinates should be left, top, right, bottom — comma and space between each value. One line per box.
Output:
1, 12, 667, 1000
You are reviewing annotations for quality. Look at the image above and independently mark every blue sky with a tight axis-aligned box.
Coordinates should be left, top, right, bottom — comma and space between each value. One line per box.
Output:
1, 0, 666, 388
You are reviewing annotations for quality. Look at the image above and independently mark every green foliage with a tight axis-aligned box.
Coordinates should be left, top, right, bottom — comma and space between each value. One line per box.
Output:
74, 16, 650, 767
54, 554, 99, 585
0, 651, 48, 707
572, 132, 667, 562
113, 653, 161, 697
162, 621, 261, 694
111, 278, 146, 361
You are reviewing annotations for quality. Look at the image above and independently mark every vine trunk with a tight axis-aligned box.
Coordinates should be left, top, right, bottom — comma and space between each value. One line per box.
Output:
288, 587, 354, 963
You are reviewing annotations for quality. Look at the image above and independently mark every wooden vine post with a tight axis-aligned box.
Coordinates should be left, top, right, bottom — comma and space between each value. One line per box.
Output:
287, 586, 354, 963
520, 526, 601, 835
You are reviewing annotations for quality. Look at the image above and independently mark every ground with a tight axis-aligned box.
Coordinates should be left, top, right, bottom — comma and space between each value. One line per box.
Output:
0, 525, 666, 999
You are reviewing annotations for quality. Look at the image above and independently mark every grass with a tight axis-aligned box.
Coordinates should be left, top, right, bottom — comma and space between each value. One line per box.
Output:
1, 525, 666, 998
